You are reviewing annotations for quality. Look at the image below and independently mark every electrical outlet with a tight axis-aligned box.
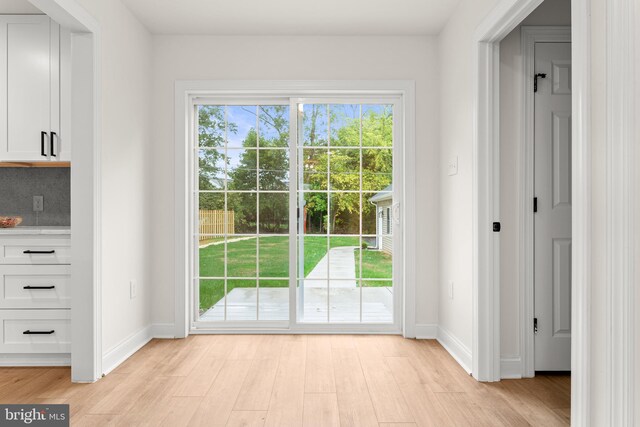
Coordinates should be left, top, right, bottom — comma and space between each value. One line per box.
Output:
33, 196, 44, 212
130, 280, 138, 299
449, 281, 454, 299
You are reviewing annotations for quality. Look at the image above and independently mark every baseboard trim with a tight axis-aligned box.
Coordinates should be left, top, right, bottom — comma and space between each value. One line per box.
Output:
414, 323, 438, 339
102, 325, 153, 375
437, 326, 472, 374
152, 323, 176, 339
0, 353, 70, 366
500, 357, 523, 379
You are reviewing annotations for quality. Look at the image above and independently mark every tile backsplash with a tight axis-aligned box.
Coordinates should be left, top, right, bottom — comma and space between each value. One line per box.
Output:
0, 168, 70, 226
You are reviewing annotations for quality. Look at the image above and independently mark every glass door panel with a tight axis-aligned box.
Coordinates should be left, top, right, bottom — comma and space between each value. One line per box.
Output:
196, 104, 290, 322
297, 103, 394, 324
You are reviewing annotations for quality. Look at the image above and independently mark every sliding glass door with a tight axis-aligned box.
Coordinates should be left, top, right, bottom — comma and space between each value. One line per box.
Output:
193, 97, 401, 330
196, 103, 290, 322
296, 103, 395, 323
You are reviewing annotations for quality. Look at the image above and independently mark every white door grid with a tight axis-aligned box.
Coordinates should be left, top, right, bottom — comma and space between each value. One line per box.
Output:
191, 96, 403, 332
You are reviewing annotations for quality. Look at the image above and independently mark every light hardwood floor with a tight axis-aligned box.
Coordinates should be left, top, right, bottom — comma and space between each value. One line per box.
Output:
0, 335, 570, 426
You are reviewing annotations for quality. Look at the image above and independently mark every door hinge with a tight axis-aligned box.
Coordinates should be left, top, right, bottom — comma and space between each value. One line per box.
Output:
534, 318, 538, 334
533, 197, 538, 213
492, 222, 501, 232
534, 73, 547, 92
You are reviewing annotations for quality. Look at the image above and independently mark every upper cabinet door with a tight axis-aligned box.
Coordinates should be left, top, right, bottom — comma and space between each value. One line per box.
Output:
0, 16, 60, 162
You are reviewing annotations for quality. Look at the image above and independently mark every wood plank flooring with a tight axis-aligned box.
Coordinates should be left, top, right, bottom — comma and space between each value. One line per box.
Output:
0, 335, 570, 426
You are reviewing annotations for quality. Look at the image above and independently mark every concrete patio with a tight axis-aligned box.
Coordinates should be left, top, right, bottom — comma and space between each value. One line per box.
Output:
199, 286, 393, 323
200, 245, 393, 322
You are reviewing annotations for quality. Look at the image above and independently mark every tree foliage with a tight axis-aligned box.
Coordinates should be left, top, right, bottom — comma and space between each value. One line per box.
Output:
197, 104, 393, 235
303, 106, 393, 234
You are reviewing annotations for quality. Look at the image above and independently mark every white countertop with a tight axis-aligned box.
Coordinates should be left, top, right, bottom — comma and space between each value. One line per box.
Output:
0, 226, 71, 235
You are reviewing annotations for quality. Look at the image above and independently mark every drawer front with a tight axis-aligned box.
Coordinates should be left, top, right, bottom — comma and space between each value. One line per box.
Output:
0, 310, 70, 353
0, 239, 71, 264
0, 265, 71, 308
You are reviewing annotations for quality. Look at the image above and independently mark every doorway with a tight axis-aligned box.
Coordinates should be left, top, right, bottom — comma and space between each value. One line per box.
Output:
189, 94, 404, 332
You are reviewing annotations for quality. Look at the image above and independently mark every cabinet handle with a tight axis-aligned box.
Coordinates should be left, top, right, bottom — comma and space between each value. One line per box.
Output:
50, 131, 57, 157
41, 131, 47, 157
23, 250, 56, 254
23, 285, 55, 290
23, 330, 55, 335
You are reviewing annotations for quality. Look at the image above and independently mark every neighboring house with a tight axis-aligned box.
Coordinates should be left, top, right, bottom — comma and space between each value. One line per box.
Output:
369, 184, 393, 255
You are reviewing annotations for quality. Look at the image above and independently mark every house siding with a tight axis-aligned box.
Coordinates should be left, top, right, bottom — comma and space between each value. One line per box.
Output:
377, 199, 393, 255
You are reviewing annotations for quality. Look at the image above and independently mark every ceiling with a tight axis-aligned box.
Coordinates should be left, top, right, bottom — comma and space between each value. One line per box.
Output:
120, 0, 461, 36
0, 0, 41, 14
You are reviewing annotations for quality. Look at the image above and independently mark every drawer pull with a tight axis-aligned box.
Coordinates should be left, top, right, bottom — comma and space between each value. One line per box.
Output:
23, 285, 56, 290
23, 250, 56, 254
23, 330, 55, 335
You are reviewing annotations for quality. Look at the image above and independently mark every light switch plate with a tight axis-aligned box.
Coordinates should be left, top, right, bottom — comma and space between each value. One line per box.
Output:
130, 280, 138, 299
33, 195, 44, 212
447, 156, 458, 176
449, 281, 454, 299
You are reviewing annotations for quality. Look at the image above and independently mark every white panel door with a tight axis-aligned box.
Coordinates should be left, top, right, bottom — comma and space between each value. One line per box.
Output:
534, 42, 572, 371
0, 15, 59, 161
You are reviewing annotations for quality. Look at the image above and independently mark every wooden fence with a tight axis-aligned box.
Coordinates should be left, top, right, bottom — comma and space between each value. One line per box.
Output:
199, 210, 235, 239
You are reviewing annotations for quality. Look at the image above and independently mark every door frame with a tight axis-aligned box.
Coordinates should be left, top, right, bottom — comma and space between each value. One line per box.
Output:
471, 0, 591, 407
174, 80, 416, 338
520, 26, 571, 378
29, 0, 102, 382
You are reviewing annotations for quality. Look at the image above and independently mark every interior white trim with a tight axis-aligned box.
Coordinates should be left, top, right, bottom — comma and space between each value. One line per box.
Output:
175, 80, 416, 338
500, 357, 522, 379
190, 327, 401, 335
520, 26, 571, 379
28, 0, 102, 383
0, 354, 71, 367
473, 0, 545, 383
606, 0, 636, 424
414, 323, 438, 339
102, 325, 153, 376
152, 323, 176, 339
570, 0, 592, 424
437, 326, 472, 374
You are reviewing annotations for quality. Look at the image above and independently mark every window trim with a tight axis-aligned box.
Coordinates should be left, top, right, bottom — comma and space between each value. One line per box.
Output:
175, 80, 416, 337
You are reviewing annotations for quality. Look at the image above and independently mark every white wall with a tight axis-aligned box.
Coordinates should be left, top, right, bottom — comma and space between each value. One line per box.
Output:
150, 35, 440, 330
438, 0, 501, 357
498, 0, 571, 361
70, 0, 153, 363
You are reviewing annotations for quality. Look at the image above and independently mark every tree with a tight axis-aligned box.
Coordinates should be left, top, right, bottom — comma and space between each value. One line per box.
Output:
198, 105, 240, 212
198, 104, 393, 235
302, 106, 393, 234
228, 106, 290, 233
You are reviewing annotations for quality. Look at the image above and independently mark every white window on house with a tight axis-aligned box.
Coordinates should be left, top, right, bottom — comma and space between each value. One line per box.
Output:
386, 207, 391, 234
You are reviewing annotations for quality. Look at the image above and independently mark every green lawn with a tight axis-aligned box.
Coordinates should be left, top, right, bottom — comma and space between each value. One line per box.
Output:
199, 236, 392, 311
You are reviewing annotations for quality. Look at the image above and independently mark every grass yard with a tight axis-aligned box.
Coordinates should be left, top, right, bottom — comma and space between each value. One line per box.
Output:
199, 235, 393, 311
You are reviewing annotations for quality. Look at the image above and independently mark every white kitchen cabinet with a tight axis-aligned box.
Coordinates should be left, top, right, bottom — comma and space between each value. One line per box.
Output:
0, 238, 72, 264
0, 231, 71, 363
0, 265, 71, 309
0, 310, 71, 353
0, 15, 67, 162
